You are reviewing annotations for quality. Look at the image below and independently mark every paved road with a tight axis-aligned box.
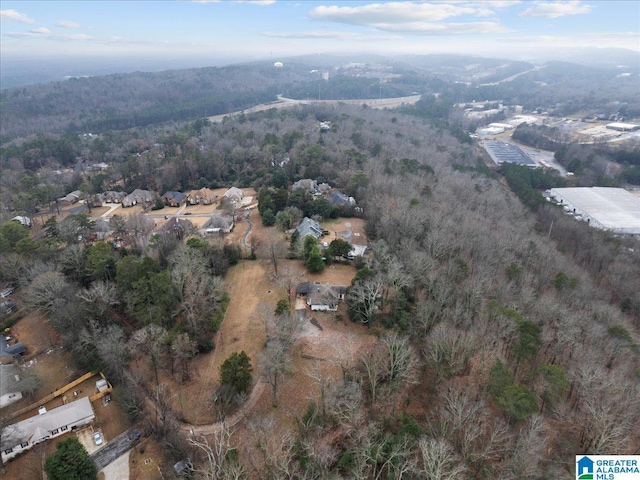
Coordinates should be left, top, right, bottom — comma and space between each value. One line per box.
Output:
208, 94, 421, 123
99, 450, 130, 480
90, 427, 140, 471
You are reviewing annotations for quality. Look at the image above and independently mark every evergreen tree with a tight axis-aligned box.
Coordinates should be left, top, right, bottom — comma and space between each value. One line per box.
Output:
45, 437, 97, 480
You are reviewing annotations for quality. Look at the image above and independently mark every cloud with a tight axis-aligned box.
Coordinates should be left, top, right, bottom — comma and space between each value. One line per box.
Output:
191, 0, 276, 4
0, 9, 36, 24
307, 2, 508, 35
30, 27, 51, 35
5, 31, 92, 41
242, 0, 276, 5
56, 19, 82, 29
309, 2, 493, 24
261, 30, 401, 41
520, 1, 592, 18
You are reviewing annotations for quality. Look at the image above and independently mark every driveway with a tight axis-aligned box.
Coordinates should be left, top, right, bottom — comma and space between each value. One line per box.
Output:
91, 427, 139, 471
99, 450, 130, 480
77, 426, 102, 455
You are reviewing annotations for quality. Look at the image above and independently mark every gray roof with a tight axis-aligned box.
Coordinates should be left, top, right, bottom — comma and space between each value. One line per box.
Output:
548, 187, 640, 235
296, 217, 323, 239
297, 283, 346, 307
327, 190, 351, 206
1, 396, 95, 449
307, 284, 346, 308
0, 336, 26, 358
483, 140, 537, 167
292, 179, 317, 191
162, 191, 186, 203
203, 215, 233, 230
223, 187, 244, 201
0, 364, 21, 396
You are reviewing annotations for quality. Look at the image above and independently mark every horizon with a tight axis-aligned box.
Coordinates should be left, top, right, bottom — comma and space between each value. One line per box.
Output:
1, 1, 638, 59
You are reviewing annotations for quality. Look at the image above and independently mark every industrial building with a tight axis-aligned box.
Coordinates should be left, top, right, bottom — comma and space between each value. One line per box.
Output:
547, 187, 640, 235
483, 140, 537, 167
605, 122, 640, 132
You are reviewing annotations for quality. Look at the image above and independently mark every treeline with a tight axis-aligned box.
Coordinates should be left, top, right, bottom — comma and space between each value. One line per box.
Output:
0, 63, 310, 141
498, 163, 566, 209
1, 103, 469, 218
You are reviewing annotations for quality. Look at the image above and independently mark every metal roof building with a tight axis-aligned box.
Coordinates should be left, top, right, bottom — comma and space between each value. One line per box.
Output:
1, 396, 95, 462
548, 187, 640, 235
483, 140, 537, 167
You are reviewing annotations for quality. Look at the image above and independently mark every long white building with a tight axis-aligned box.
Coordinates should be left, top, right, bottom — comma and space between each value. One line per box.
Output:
1, 396, 95, 463
547, 187, 640, 235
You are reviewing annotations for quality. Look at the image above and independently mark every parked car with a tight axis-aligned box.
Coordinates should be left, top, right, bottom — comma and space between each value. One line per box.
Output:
93, 431, 104, 446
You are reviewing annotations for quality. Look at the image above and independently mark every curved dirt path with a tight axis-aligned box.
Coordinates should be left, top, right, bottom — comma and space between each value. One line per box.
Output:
179, 381, 267, 435
241, 216, 253, 250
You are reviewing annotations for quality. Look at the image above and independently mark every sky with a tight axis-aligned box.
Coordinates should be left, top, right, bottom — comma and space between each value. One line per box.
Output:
1, 0, 639, 62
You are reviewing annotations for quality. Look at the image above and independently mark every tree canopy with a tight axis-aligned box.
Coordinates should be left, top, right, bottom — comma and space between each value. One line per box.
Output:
220, 351, 253, 394
44, 437, 97, 480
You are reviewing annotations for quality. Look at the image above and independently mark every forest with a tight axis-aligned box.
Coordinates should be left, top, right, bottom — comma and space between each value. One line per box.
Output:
0, 57, 639, 479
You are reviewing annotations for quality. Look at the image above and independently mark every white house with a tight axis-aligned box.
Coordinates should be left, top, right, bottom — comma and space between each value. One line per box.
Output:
1, 396, 95, 463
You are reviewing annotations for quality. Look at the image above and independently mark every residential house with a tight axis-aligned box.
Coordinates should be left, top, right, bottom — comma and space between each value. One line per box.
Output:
202, 214, 234, 234
348, 245, 367, 259
57, 190, 84, 206
122, 189, 156, 208
296, 282, 346, 311
327, 190, 356, 207
1, 396, 95, 464
103, 191, 127, 203
93, 218, 111, 240
292, 179, 318, 191
317, 183, 331, 194
0, 364, 23, 409
89, 193, 105, 208
11, 216, 31, 228
223, 187, 244, 203
187, 188, 217, 205
0, 336, 26, 364
296, 217, 323, 239
162, 191, 187, 207
161, 218, 194, 239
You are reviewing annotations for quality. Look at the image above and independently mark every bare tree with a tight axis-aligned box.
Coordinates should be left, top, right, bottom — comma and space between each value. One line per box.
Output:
261, 339, 289, 408
77, 280, 119, 319
346, 278, 384, 326
424, 324, 477, 380
261, 229, 286, 277
126, 213, 155, 250
274, 265, 299, 308
25, 271, 70, 315
415, 437, 467, 480
330, 333, 360, 385
305, 360, 333, 419
187, 426, 244, 480
381, 332, 418, 387
171, 333, 197, 383
360, 343, 388, 408
129, 324, 168, 385
153, 383, 176, 437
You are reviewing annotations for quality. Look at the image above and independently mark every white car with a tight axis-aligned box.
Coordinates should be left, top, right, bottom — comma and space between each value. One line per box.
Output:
93, 431, 104, 446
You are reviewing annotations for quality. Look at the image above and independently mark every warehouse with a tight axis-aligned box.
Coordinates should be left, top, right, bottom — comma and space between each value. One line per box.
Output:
547, 187, 640, 235
483, 140, 537, 167
605, 122, 640, 132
